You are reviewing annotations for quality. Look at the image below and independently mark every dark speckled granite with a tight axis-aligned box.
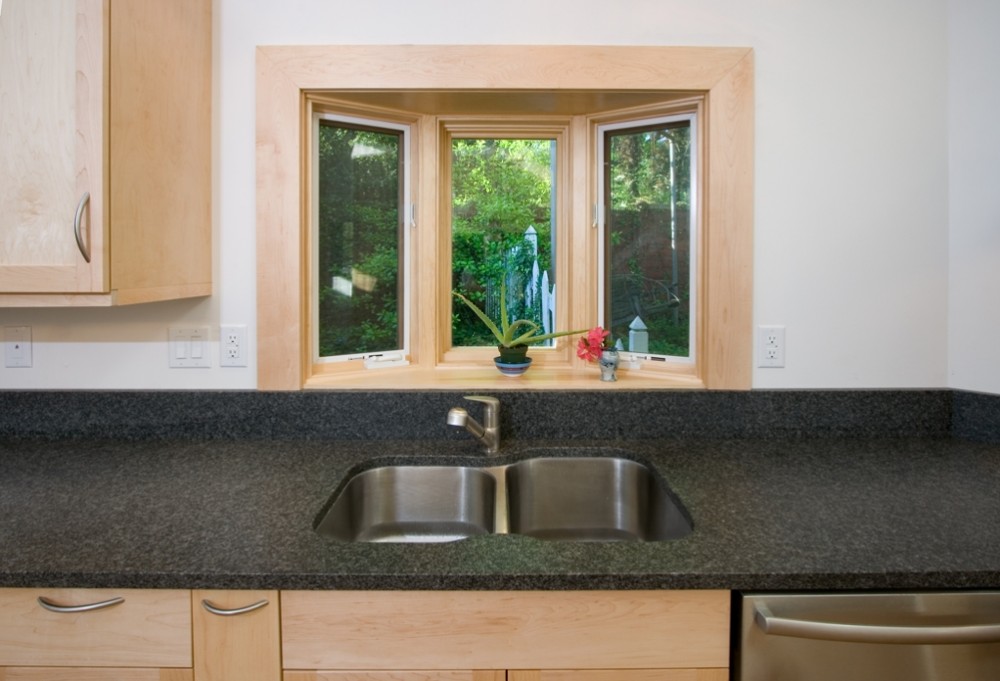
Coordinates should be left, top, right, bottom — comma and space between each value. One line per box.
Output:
1, 436, 999, 591
1, 388, 999, 591
953, 390, 1000, 443
0, 389, 960, 440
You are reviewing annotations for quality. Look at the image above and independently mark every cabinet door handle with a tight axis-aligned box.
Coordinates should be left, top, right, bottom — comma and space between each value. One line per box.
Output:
73, 191, 91, 263
201, 598, 270, 617
38, 595, 124, 613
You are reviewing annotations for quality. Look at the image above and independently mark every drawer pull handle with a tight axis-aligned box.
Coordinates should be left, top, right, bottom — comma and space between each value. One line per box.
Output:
38, 595, 124, 613
201, 598, 270, 617
73, 192, 92, 263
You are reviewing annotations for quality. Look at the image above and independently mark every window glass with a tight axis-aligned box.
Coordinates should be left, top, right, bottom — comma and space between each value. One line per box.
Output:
601, 116, 695, 360
315, 117, 406, 360
451, 138, 556, 347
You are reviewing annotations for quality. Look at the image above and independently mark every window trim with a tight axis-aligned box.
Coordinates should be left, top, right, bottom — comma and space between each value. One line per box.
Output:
257, 45, 753, 390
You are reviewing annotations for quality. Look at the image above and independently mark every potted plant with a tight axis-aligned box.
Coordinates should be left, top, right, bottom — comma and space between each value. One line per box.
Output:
453, 284, 587, 374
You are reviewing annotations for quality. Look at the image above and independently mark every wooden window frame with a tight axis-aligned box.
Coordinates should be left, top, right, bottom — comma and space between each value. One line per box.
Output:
305, 97, 419, 379
257, 45, 753, 390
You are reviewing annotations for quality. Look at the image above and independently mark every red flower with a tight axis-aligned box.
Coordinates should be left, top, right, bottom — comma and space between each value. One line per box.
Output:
576, 326, 610, 362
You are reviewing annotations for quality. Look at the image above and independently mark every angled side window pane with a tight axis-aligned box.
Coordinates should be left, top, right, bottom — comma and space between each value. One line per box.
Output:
600, 115, 696, 362
313, 115, 408, 362
451, 138, 556, 348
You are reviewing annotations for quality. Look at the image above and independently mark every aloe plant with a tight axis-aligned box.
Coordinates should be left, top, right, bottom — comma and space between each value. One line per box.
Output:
453, 284, 587, 348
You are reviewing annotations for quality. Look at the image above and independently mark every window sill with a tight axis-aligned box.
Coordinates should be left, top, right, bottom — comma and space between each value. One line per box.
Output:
303, 365, 706, 390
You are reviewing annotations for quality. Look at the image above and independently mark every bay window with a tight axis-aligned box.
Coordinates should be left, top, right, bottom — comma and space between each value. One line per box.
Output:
257, 45, 753, 389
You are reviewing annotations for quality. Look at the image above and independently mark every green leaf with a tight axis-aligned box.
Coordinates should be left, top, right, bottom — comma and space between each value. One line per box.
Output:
452, 291, 505, 345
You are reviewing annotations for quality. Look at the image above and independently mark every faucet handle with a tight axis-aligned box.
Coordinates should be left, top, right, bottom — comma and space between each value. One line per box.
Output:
464, 395, 499, 426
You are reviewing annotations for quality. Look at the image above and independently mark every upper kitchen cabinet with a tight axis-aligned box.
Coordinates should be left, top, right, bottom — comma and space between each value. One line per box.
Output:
0, 0, 211, 306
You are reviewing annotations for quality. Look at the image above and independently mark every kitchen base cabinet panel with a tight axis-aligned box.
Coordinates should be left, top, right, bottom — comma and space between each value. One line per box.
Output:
0, 588, 191, 668
0, 669, 192, 681
285, 673, 505, 681
281, 591, 729, 672
193, 590, 280, 681
509, 671, 729, 681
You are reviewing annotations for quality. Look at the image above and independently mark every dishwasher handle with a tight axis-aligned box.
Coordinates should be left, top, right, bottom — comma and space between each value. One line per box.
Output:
754, 603, 1000, 645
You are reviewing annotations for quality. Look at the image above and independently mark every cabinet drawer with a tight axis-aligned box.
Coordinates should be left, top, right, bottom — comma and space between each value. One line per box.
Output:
285, 674, 504, 681
281, 590, 729, 671
0, 669, 193, 681
0, 589, 192, 668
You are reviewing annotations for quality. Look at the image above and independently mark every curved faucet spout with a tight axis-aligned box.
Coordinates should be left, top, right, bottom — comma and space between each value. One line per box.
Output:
446, 396, 500, 454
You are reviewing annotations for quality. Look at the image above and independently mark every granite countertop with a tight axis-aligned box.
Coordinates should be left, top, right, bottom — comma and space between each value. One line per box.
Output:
2, 434, 999, 591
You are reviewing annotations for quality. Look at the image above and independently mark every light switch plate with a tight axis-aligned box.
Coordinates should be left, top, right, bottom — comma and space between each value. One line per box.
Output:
169, 327, 211, 368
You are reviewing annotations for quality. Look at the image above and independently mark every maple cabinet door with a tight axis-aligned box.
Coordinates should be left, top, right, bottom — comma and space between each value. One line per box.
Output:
0, 0, 107, 294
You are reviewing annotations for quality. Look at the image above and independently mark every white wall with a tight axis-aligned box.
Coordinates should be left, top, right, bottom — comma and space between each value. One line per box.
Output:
0, 0, 968, 390
948, 0, 1000, 393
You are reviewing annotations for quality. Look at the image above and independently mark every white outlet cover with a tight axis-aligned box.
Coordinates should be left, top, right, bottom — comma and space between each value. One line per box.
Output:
757, 324, 785, 368
4, 326, 32, 368
220, 324, 248, 367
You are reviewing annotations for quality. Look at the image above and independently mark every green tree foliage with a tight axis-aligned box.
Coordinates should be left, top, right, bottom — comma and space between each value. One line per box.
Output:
451, 139, 554, 347
609, 123, 691, 210
607, 122, 692, 357
315, 120, 694, 358
317, 122, 401, 357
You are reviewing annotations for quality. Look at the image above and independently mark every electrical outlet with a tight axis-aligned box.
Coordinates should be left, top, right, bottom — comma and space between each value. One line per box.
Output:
4, 326, 32, 368
220, 324, 248, 367
757, 325, 785, 368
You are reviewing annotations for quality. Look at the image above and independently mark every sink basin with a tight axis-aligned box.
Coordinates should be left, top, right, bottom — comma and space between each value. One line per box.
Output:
314, 465, 495, 542
315, 455, 691, 543
506, 457, 691, 541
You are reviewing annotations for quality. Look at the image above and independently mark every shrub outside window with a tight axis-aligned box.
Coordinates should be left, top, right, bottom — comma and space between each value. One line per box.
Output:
312, 113, 411, 367
599, 114, 697, 364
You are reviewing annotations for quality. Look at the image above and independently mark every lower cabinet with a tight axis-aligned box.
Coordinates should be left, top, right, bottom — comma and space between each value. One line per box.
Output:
0, 588, 282, 681
1, 588, 729, 681
285, 672, 726, 681
284, 674, 505, 681
193, 590, 280, 681
280, 591, 730, 681
509, 672, 728, 681
0, 670, 191, 681
0, 588, 192, 680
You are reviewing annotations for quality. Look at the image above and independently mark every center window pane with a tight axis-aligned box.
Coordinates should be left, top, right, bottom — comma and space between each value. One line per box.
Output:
451, 138, 556, 347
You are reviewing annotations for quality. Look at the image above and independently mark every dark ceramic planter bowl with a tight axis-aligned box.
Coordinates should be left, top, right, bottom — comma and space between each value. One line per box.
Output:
496, 345, 530, 363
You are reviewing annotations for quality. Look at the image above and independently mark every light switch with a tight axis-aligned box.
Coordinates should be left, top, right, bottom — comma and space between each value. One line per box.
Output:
169, 327, 210, 368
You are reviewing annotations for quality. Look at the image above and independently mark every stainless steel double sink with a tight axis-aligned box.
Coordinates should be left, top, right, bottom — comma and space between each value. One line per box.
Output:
314, 454, 692, 543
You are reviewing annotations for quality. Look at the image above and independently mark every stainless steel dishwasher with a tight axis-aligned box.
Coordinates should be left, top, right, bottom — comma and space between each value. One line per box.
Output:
737, 592, 1000, 680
